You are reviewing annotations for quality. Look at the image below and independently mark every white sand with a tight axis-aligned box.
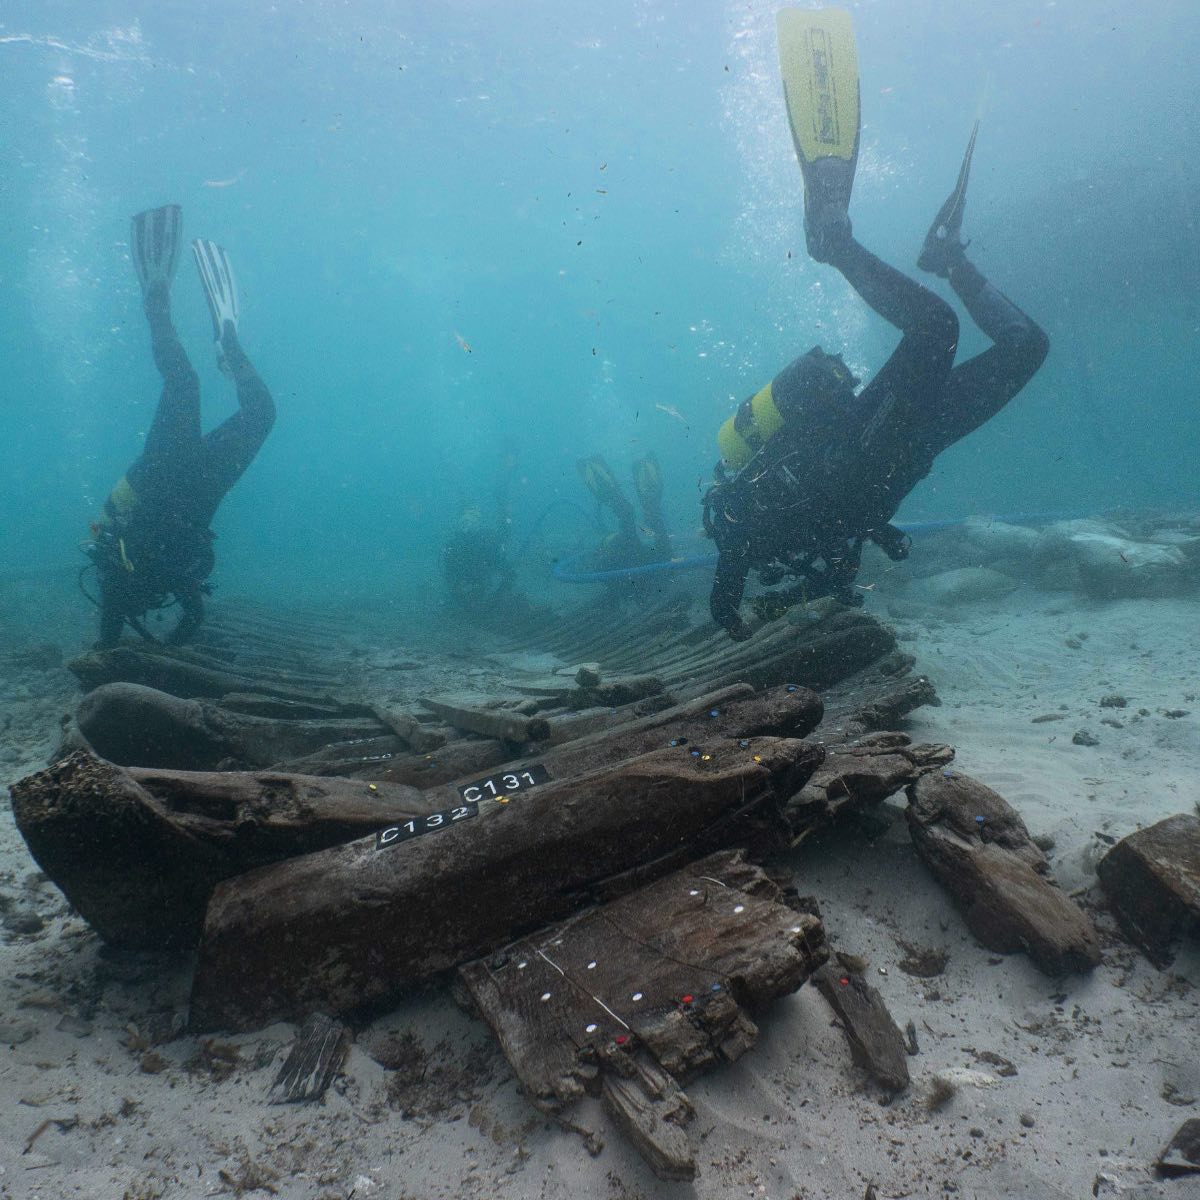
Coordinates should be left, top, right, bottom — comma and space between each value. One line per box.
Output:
2, 575, 1198, 1200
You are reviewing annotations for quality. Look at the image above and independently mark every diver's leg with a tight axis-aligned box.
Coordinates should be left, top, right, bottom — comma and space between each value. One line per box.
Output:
165, 586, 205, 646
923, 257, 1049, 449
828, 235, 960, 362
138, 284, 201, 468
96, 572, 129, 648
825, 235, 960, 444
633, 455, 673, 559
197, 323, 277, 505
710, 550, 752, 640
578, 456, 639, 543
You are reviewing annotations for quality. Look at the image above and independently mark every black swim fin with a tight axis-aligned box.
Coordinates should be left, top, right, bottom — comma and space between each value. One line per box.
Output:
130, 205, 183, 297
918, 121, 979, 277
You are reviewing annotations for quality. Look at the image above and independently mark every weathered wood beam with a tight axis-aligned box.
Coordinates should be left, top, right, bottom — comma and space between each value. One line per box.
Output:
906, 771, 1101, 975
189, 740, 822, 1032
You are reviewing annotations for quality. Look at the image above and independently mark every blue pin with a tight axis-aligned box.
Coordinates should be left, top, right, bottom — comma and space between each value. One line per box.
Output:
786, 685, 798, 693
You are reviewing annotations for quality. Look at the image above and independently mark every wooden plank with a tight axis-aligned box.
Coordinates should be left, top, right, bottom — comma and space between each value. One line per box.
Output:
267, 1013, 351, 1104
8, 750, 432, 949
812, 963, 910, 1094
74, 682, 391, 771
458, 850, 824, 1177
189, 741, 821, 1032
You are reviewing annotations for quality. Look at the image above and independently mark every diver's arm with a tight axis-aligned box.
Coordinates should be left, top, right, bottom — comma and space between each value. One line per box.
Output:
710, 552, 753, 641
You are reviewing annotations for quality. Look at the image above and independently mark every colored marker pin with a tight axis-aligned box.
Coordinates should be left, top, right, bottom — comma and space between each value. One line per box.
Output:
975, 815, 986, 825
709, 709, 720, 718
786, 684, 798, 692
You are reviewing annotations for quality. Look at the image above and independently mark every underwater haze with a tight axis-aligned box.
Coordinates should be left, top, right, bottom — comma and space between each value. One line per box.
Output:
3, 0, 1198, 614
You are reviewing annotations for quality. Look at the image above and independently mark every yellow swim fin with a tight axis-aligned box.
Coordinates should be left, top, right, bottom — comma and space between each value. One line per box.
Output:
776, 7, 860, 261
632, 454, 663, 512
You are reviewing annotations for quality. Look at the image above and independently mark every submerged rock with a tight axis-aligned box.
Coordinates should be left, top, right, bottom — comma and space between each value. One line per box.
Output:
909, 566, 1019, 605
1037, 520, 1191, 599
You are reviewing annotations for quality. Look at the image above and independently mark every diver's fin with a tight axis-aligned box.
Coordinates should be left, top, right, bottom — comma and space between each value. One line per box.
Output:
191, 238, 240, 343
130, 205, 183, 296
577, 455, 635, 524
918, 120, 979, 277
776, 7, 860, 263
632, 454, 664, 513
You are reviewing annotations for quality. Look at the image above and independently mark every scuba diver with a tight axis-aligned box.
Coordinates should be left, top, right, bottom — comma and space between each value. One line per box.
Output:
576, 453, 674, 572
441, 470, 517, 612
704, 10, 1048, 640
85, 205, 276, 647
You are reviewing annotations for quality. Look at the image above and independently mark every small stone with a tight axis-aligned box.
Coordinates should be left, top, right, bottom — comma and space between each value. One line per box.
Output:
0, 1018, 37, 1046
574, 665, 602, 689
1019, 1113, 1035, 1128
1072, 729, 1100, 746
1099, 694, 1127, 708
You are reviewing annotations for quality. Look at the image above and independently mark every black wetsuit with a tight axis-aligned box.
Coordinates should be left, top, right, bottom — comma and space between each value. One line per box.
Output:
707, 238, 1048, 637
94, 285, 275, 646
442, 528, 516, 610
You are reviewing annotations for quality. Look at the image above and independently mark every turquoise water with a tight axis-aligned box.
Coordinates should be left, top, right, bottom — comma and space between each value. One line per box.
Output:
3, 0, 1198, 616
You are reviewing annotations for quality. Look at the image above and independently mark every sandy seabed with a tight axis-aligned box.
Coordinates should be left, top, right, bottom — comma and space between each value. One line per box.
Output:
1, 578, 1198, 1200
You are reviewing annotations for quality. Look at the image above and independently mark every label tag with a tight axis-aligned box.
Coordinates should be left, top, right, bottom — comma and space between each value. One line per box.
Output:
457, 763, 551, 804
376, 801, 478, 850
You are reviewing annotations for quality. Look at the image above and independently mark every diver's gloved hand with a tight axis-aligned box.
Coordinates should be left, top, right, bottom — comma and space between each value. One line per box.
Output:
724, 616, 753, 642
805, 204, 853, 265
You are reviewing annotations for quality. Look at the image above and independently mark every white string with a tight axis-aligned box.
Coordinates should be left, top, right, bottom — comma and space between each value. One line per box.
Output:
536, 948, 631, 1031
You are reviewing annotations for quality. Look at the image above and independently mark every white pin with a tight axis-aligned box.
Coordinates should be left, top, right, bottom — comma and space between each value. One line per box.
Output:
632, 992, 643, 1002
586, 1023, 598, 1034
518, 961, 528, 970
587, 961, 597, 970
733, 904, 745, 914
688, 889, 700, 897
540, 992, 552, 1002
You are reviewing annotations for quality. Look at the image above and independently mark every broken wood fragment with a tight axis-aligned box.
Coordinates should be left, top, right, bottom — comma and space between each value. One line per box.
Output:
787, 734, 952, 840
458, 850, 823, 1178
812, 962, 910, 1094
1096, 813, 1200, 967
75, 682, 391, 771
1157, 1118, 1200, 1177
419, 696, 550, 744
268, 1013, 350, 1104
906, 771, 1101, 975
600, 1052, 696, 1181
